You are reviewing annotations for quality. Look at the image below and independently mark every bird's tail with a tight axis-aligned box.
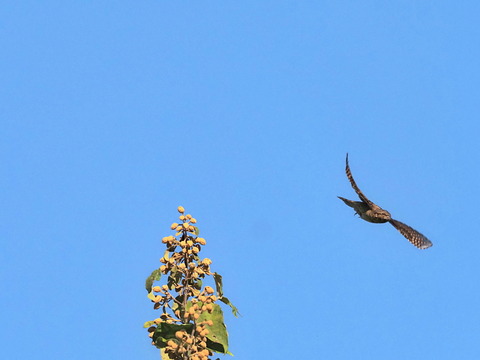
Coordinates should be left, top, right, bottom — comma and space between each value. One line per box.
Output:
389, 219, 433, 249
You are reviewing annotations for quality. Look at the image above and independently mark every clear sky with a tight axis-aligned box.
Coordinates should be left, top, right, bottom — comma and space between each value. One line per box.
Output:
2, 2, 480, 359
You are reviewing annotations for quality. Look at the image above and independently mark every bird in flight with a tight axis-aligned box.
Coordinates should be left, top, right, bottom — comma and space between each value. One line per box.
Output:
338, 154, 433, 249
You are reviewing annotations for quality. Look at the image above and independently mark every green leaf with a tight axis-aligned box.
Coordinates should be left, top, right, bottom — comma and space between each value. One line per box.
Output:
194, 226, 200, 235
152, 322, 194, 348
213, 272, 224, 297
167, 268, 181, 289
143, 320, 155, 328
171, 300, 179, 311
174, 295, 185, 309
198, 304, 229, 354
147, 292, 157, 301
192, 287, 200, 296
145, 268, 162, 292
162, 250, 170, 261
220, 297, 240, 317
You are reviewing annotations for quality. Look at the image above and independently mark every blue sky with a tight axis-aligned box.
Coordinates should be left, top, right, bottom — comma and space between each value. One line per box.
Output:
2, 1, 480, 359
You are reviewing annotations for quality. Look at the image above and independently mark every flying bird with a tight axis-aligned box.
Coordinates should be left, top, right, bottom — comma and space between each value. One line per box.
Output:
338, 154, 433, 249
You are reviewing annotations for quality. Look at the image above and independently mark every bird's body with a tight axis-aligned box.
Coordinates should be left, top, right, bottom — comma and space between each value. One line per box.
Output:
337, 197, 390, 223
338, 154, 432, 249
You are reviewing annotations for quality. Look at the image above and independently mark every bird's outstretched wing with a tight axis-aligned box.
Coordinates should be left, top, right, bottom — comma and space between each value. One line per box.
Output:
389, 219, 433, 249
345, 153, 375, 208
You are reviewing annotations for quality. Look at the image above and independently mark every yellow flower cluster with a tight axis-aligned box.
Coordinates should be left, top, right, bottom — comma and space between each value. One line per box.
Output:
147, 207, 220, 360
